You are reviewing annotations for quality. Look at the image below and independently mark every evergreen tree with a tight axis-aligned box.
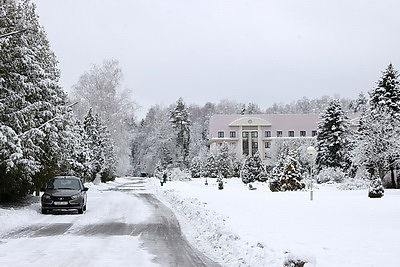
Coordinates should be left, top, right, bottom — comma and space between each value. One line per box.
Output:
368, 176, 384, 198
232, 157, 243, 178
190, 156, 202, 178
216, 142, 232, 178
204, 153, 218, 178
352, 64, 400, 189
269, 149, 305, 192
83, 109, 117, 182
169, 97, 191, 168
369, 63, 400, 116
0, 0, 73, 201
316, 99, 352, 172
241, 151, 265, 184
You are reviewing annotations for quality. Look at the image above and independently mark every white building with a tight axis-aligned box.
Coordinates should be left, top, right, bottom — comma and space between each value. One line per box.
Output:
209, 114, 358, 160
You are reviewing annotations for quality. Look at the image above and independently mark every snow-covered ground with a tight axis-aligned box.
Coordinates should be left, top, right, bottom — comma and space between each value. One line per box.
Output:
1, 177, 399, 266
149, 177, 400, 267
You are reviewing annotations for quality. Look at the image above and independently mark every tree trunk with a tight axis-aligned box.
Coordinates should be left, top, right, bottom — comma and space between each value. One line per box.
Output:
390, 166, 396, 189
397, 169, 400, 189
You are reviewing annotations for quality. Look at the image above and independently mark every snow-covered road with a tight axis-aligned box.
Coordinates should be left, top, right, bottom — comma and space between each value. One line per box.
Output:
0, 177, 219, 267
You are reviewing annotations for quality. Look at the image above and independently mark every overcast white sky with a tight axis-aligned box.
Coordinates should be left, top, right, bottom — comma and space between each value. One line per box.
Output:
32, 0, 400, 117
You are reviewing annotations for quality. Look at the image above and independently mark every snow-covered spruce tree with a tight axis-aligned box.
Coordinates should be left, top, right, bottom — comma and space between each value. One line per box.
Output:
368, 175, 384, 198
232, 156, 243, 178
0, 0, 75, 201
269, 149, 305, 192
190, 156, 202, 178
169, 97, 191, 169
241, 151, 266, 184
216, 142, 232, 178
71, 59, 136, 175
203, 153, 218, 178
316, 99, 352, 173
83, 109, 117, 182
153, 161, 164, 179
369, 63, 400, 188
351, 64, 400, 189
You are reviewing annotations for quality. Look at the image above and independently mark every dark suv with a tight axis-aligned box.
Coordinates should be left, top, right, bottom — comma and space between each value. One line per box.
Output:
41, 176, 88, 214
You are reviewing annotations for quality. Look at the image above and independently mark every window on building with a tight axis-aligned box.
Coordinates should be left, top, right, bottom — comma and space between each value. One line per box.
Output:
218, 131, 224, 138
230, 131, 236, 138
265, 131, 271, 137
242, 132, 249, 155
251, 131, 258, 155
300, 130, 306, 137
288, 131, 294, 137
265, 142, 271, 148
312, 130, 317, 137
277, 131, 283, 137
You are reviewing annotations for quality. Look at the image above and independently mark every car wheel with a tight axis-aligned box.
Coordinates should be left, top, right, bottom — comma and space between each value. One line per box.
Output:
78, 208, 83, 214
41, 208, 48, 214
83, 204, 87, 211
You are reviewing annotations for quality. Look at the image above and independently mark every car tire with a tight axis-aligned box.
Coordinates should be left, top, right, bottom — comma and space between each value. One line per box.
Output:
41, 208, 48, 214
78, 208, 83, 214
83, 204, 87, 211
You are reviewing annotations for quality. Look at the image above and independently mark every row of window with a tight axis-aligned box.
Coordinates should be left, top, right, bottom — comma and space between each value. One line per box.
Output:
217, 130, 317, 138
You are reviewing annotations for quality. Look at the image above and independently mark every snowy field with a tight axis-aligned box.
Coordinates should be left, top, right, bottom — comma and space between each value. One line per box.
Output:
1, 177, 399, 266
149, 177, 400, 267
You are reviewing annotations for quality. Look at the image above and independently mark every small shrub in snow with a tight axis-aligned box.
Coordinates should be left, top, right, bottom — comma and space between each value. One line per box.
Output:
316, 167, 347, 184
368, 177, 384, 198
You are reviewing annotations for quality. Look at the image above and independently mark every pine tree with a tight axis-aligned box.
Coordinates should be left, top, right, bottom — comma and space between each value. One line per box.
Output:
204, 153, 218, 178
216, 142, 232, 178
190, 156, 202, 178
369, 63, 400, 116
351, 64, 400, 189
241, 151, 265, 184
316, 99, 352, 172
169, 97, 191, 169
270, 149, 305, 192
0, 0, 73, 201
83, 109, 117, 182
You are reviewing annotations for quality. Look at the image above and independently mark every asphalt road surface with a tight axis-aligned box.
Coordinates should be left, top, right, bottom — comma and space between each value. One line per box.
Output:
0, 178, 220, 267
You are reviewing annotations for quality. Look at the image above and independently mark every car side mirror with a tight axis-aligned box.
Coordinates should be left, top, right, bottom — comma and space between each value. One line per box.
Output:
82, 187, 89, 192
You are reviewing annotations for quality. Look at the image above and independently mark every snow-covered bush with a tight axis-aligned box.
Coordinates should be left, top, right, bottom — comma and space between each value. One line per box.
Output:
368, 177, 384, 198
168, 168, 191, 181
269, 149, 305, 192
316, 167, 347, 184
337, 178, 369, 190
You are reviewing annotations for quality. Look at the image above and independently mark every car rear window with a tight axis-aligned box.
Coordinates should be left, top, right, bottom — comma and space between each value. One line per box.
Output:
47, 179, 81, 190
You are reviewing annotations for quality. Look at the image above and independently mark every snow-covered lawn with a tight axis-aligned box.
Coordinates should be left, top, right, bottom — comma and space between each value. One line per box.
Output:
149, 177, 400, 267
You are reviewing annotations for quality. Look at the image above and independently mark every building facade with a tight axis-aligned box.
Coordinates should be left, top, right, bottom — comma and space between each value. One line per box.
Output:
209, 114, 358, 160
